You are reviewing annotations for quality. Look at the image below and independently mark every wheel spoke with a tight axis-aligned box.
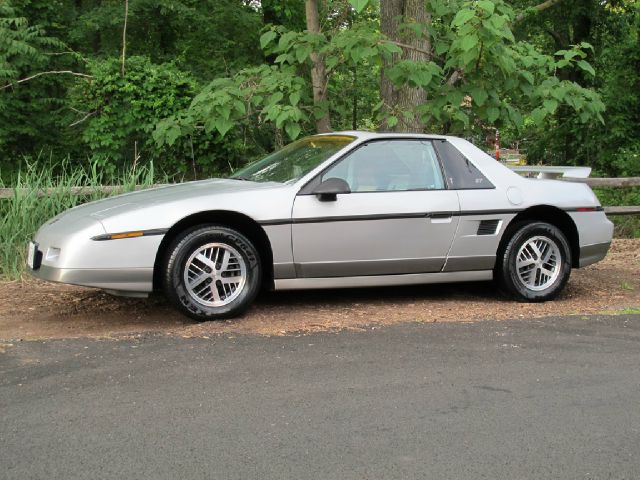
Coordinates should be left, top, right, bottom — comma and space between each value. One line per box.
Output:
219, 250, 231, 272
540, 266, 555, 278
210, 283, 222, 303
195, 253, 216, 270
189, 273, 209, 289
517, 257, 536, 269
535, 243, 545, 259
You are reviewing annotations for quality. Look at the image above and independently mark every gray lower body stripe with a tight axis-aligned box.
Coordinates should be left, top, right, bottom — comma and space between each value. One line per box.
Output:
295, 257, 445, 278
443, 255, 496, 272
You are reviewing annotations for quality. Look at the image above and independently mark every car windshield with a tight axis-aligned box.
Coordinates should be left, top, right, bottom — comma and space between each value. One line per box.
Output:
230, 135, 355, 184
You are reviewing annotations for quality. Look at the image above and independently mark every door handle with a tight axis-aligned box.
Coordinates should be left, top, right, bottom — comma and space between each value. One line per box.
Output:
427, 212, 453, 223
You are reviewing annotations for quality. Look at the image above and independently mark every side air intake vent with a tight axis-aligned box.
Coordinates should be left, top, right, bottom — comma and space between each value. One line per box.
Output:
477, 219, 500, 235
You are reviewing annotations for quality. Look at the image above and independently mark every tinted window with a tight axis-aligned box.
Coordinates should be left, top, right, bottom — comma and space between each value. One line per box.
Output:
437, 141, 494, 189
321, 140, 445, 192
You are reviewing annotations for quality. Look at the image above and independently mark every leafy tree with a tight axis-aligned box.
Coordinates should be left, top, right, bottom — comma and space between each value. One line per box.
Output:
0, 0, 636, 179
154, 63, 309, 146
511, 0, 640, 173
157, 0, 604, 154
1, 0, 271, 176
373, 0, 605, 134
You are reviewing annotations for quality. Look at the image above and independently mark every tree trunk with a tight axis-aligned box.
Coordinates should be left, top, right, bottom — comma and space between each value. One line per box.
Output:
380, 0, 431, 132
305, 0, 332, 133
380, 0, 402, 121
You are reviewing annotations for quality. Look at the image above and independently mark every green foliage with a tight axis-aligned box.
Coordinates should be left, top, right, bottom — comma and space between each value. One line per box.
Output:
155, 21, 395, 146
0, 4, 61, 82
71, 56, 198, 173
154, 64, 308, 145
0, 158, 164, 279
0, 3, 73, 165
262, 0, 307, 31
593, 187, 640, 208
161, 0, 606, 148
66, 0, 263, 80
605, 215, 640, 239
0, 0, 636, 180
396, 0, 605, 133
349, 0, 370, 13
509, 0, 640, 175
593, 186, 640, 238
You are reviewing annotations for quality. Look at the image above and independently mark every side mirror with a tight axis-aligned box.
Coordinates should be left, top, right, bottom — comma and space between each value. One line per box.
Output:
312, 177, 351, 202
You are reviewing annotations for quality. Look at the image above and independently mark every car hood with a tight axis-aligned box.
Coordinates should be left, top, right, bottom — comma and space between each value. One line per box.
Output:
47, 179, 284, 224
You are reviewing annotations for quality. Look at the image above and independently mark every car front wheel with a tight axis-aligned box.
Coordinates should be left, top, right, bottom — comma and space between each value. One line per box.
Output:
497, 222, 572, 302
163, 225, 262, 321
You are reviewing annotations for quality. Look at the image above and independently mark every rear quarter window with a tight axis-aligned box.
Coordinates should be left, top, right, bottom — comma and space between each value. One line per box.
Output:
436, 141, 494, 190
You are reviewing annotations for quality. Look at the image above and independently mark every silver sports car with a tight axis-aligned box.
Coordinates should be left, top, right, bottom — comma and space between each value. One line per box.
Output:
28, 132, 613, 321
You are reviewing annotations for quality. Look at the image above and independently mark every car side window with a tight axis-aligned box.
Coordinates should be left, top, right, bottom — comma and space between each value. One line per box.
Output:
437, 141, 494, 189
321, 140, 445, 192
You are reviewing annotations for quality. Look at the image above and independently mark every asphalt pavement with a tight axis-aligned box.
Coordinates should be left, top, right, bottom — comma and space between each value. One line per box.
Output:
2, 314, 640, 479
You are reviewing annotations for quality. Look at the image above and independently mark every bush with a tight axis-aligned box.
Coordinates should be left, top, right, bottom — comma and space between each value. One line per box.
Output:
71, 56, 199, 175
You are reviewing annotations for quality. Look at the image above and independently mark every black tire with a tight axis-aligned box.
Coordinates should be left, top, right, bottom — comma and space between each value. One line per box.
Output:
496, 221, 571, 302
163, 225, 262, 321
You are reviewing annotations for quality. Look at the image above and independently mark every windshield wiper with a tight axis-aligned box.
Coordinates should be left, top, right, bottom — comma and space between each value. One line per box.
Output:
231, 176, 253, 181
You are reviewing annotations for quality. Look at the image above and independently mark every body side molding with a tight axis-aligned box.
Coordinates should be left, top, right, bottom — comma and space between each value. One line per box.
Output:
274, 270, 492, 290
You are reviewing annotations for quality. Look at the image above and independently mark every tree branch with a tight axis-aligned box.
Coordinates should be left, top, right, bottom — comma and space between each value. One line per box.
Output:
0, 71, 93, 90
69, 110, 97, 127
67, 106, 90, 115
544, 27, 565, 48
446, 69, 463, 86
44, 49, 88, 63
384, 40, 431, 57
44, 51, 76, 56
515, 0, 563, 24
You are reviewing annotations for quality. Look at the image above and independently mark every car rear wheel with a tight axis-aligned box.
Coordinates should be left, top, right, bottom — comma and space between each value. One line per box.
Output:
163, 225, 262, 321
497, 221, 571, 302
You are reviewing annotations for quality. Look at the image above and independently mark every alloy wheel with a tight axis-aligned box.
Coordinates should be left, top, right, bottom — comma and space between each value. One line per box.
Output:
183, 242, 247, 307
515, 235, 562, 291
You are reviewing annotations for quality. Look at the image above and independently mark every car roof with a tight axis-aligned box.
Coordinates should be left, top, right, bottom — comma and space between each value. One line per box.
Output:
317, 131, 450, 141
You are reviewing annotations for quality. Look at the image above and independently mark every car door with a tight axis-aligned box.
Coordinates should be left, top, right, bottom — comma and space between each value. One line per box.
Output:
291, 139, 461, 278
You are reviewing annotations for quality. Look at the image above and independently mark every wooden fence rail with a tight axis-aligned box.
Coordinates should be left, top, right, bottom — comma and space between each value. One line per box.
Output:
603, 206, 640, 216
0, 185, 159, 199
564, 177, 640, 188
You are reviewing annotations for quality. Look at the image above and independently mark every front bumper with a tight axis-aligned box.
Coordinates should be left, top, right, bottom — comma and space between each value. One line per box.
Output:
29, 264, 153, 295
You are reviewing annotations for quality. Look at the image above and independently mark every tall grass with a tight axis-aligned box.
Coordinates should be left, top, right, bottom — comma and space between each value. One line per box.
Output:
0, 160, 165, 280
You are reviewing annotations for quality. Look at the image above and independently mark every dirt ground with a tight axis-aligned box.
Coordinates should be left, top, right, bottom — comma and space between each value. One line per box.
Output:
1, 238, 638, 341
